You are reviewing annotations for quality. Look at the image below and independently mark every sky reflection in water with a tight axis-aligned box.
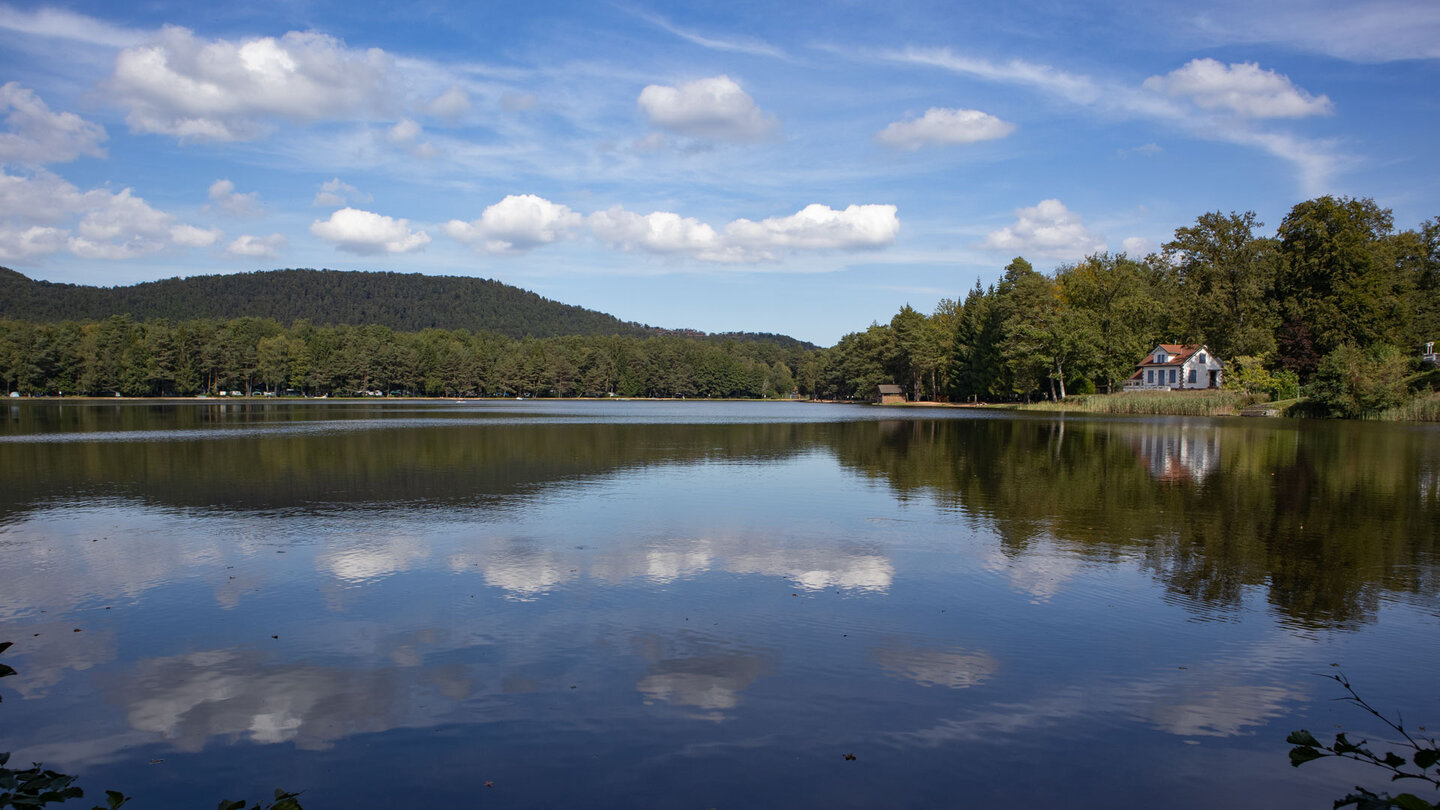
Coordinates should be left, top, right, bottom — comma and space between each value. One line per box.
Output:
0, 401, 1436, 809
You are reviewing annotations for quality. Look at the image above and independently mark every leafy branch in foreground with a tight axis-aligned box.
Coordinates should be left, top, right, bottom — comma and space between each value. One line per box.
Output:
1288, 672, 1439, 809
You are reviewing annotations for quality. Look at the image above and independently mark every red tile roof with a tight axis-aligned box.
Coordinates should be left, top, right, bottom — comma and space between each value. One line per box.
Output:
1137, 344, 1206, 369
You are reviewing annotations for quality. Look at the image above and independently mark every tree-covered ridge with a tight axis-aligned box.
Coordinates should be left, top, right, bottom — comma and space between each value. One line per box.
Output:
0, 317, 810, 399
0, 267, 664, 340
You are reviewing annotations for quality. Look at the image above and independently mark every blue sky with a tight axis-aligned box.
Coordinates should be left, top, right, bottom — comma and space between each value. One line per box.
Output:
0, 0, 1436, 345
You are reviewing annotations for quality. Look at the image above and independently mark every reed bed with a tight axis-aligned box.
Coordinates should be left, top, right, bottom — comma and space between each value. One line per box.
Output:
1020, 389, 1257, 416
1376, 392, 1440, 422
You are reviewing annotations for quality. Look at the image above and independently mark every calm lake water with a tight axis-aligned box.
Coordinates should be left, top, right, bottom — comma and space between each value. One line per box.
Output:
1, 400, 1437, 809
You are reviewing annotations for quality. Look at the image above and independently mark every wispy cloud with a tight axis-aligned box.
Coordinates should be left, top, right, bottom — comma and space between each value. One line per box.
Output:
1188, 0, 1440, 63
0, 4, 147, 48
629, 9, 788, 59
879, 46, 1345, 195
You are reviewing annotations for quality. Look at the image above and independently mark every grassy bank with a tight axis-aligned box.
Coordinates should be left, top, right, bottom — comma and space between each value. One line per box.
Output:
1020, 389, 1440, 421
1018, 390, 1260, 416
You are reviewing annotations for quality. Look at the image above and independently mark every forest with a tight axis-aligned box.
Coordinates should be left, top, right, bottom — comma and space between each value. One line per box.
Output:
0, 266, 668, 340
1, 196, 1437, 412
821, 195, 1439, 414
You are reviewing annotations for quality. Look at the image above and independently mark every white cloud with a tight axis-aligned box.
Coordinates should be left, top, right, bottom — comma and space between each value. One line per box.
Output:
310, 207, 430, 255
887, 48, 1101, 105
313, 177, 370, 208
109, 26, 398, 141
68, 187, 178, 259
638, 75, 777, 142
590, 202, 899, 263
170, 223, 221, 247
0, 83, 107, 164
1143, 58, 1333, 118
428, 86, 473, 119
882, 47, 1342, 195
388, 118, 421, 143
634, 10, 787, 59
0, 169, 214, 260
0, 223, 67, 262
385, 118, 437, 158
725, 204, 900, 253
0, 169, 93, 223
207, 178, 262, 217
876, 107, 1015, 150
226, 233, 287, 259
1121, 236, 1155, 256
589, 206, 731, 260
981, 199, 1106, 261
444, 194, 583, 253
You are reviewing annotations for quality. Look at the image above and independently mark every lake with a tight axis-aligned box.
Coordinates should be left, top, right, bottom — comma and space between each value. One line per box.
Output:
1, 400, 1437, 809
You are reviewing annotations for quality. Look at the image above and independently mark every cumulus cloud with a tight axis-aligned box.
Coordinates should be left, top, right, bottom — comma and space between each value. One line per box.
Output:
591, 202, 899, 263
313, 177, 370, 208
2, 171, 213, 260
108, 26, 397, 141
1121, 236, 1155, 256
590, 206, 730, 260
169, 223, 221, 247
226, 233, 286, 258
310, 207, 430, 255
1143, 58, 1333, 118
207, 178, 262, 217
428, 86, 473, 120
0, 83, 107, 164
638, 75, 777, 142
444, 194, 583, 253
726, 204, 900, 254
0, 169, 94, 223
981, 199, 1106, 261
68, 187, 179, 259
385, 118, 437, 158
875, 107, 1015, 150
0, 223, 67, 262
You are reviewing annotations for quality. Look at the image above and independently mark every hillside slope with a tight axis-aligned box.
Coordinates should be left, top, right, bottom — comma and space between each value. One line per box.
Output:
0, 267, 658, 339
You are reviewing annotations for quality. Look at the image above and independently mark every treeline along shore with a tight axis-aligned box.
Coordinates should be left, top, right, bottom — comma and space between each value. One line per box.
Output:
2, 195, 1438, 417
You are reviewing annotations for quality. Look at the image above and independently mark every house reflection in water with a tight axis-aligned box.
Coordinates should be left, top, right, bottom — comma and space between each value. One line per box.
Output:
1126, 424, 1221, 483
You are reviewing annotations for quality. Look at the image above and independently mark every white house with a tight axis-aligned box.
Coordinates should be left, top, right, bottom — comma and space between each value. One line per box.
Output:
1125, 344, 1223, 390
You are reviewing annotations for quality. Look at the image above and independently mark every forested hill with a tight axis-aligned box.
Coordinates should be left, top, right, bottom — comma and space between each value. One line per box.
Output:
0, 267, 669, 340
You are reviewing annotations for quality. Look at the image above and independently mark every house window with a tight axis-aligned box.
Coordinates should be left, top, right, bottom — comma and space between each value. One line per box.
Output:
1169, 369, 1177, 384
1146, 369, 1154, 384
1198, 352, 1207, 364
1155, 352, 1166, 363
1188, 369, 1196, 384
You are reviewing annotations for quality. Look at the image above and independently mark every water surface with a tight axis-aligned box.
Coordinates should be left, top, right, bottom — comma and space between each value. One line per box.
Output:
1, 400, 1436, 808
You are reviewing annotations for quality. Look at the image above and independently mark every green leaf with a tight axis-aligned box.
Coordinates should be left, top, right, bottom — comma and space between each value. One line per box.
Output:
1414, 749, 1439, 770
1390, 794, 1438, 810
0, 664, 16, 678
1291, 746, 1328, 767
104, 789, 131, 809
1288, 730, 1322, 747
218, 800, 247, 810
0, 641, 13, 655
1382, 752, 1407, 768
